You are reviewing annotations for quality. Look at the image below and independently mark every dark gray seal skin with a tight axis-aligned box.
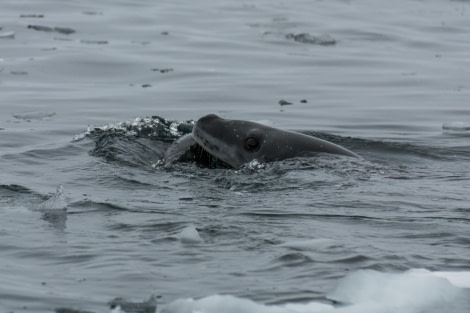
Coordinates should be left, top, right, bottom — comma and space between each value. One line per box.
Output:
191, 114, 359, 168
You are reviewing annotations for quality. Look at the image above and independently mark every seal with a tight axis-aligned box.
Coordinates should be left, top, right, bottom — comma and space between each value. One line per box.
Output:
189, 114, 359, 168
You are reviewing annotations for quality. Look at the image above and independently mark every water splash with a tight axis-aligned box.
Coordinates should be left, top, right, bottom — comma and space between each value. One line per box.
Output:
38, 185, 67, 211
73, 116, 195, 142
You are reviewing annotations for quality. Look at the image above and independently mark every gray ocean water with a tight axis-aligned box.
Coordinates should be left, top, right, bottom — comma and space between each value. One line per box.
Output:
1, 0, 470, 312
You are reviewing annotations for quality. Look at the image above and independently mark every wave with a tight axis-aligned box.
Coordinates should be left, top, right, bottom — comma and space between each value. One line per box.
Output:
78, 116, 470, 171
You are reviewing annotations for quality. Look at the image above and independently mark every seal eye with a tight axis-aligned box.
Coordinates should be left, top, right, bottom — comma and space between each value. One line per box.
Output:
245, 137, 260, 151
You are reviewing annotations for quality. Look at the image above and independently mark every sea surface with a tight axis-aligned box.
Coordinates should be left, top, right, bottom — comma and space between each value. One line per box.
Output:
1, 0, 469, 312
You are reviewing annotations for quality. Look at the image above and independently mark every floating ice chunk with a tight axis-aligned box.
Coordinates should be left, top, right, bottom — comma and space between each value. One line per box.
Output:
433, 271, 470, 288
109, 295, 157, 313
409, 268, 470, 288
159, 294, 333, 313
327, 269, 464, 310
442, 122, 470, 135
12, 111, 56, 120
0, 31, 15, 39
442, 121, 470, 130
178, 225, 203, 244
160, 270, 469, 313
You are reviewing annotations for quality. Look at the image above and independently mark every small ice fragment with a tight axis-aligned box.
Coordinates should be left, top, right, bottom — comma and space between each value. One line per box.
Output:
410, 269, 470, 288
109, 295, 157, 313
328, 269, 463, 308
442, 122, 470, 131
12, 111, 56, 120
178, 226, 203, 244
0, 31, 15, 39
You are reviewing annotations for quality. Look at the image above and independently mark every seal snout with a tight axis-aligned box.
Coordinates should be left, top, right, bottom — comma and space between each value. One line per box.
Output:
197, 114, 222, 124
192, 114, 223, 145
194, 114, 225, 136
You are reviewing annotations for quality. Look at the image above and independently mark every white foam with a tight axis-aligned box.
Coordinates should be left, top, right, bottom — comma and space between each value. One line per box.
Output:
159, 269, 469, 313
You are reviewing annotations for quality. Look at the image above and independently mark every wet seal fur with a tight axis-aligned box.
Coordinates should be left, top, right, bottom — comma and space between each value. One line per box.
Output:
164, 114, 359, 168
